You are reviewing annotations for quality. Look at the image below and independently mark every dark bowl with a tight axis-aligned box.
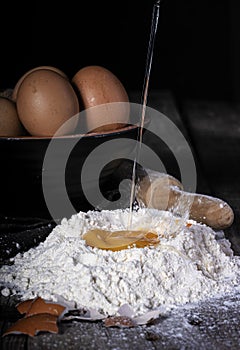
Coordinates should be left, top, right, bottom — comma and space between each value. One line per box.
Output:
0, 124, 140, 220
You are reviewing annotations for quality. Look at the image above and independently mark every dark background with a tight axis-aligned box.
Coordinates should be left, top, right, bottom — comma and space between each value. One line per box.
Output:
1, 0, 240, 102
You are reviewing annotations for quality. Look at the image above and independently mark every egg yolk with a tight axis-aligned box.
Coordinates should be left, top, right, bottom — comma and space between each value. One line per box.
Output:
83, 229, 160, 251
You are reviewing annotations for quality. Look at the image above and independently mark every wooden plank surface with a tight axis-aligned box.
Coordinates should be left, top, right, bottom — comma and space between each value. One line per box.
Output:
1, 293, 240, 350
1, 90, 240, 349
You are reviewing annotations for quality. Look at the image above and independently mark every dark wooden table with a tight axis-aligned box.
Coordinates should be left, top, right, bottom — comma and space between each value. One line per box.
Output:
1, 90, 240, 349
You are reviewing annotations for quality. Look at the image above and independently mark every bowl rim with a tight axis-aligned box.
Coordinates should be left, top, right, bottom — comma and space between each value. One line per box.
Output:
0, 116, 151, 141
0, 123, 140, 141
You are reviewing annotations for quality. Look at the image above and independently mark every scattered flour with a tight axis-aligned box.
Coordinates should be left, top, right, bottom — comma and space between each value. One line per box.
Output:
1, 208, 240, 316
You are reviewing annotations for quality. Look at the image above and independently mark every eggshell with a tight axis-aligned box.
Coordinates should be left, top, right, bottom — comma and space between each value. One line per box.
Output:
16, 299, 33, 315
17, 296, 66, 317
72, 65, 130, 133
2, 313, 59, 337
16, 69, 79, 136
0, 96, 26, 136
12, 65, 68, 102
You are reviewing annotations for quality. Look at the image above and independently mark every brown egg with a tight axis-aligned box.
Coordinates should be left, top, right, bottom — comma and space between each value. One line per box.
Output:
72, 65, 130, 133
12, 65, 68, 102
16, 69, 79, 136
0, 96, 26, 136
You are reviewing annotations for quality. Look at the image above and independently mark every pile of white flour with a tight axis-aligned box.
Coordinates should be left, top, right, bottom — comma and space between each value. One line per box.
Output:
1, 208, 240, 316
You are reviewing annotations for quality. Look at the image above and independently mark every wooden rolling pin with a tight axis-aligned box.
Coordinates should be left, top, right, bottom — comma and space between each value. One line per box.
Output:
136, 170, 234, 230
